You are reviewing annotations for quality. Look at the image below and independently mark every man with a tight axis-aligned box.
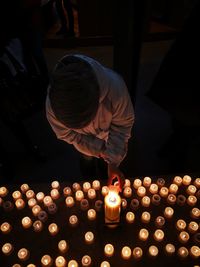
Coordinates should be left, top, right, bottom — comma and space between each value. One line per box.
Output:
46, 54, 134, 191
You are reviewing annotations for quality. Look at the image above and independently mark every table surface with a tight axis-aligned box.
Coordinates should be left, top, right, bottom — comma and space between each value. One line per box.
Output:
0, 175, 200, 267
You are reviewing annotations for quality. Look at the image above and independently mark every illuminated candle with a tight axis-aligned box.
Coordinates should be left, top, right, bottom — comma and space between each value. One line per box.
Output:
143, 177, 152, 187
47, 203, 58, 215
81, 255, 92, 267
32, 205, 42, 216
123, 187, 132, 198
139, 228, 149, 241
104, 244, 114, 257
130, 198, 140, 210
95, 200, 103, 211
50, 189, 60, 200
83, 182, 91, 193
63, 187, 72, 197
2, 243, 13, 255
65, 196, 74, 208
55, 256, 66, 267
43, 196, 53, 207
157, 178, 165, 188
159, 187, 169, 198
151, 194, 161, 206
0, 186, 8, 197
141, 196, 151, 207
169, 184, 178, 194
165, 244, 175, 256
51, 180, 60, 190
154, 229, 164, 242
38, 210, 48, 222
69, 215, 78, 227
20, 184, 29, 193
121, 246, 131, 260
132, 247, 143, 260
187, 195, 197, 206
33, 220, 43, 232
190, 207, 200, 219
121, 198, 127, 210
12, 264, 22, 267
141, 211, 151, 224
1, 222, 12, 234
133, 179, 142, 189
87, 209, 96, 221
85, 231, 94, 244
190, 246, 200, 258
148, 246, 159, 257
92, 180, 100, 190
104, 189, 121, 224
68, 260, 78, 267
164, 207, 174, 219
28, 198, 37, 208
36, 192, 45, 202
124, 179, 131, 187
58, 240, 68, 253
26, 190, 35, 199
173, 176, 182, 186
137, 186, 146, 197
167, 194, 176, 205
179, 231, 190, 244
72, 182, 81, 192
22, 217, 32, 229
176, 194, 186, 206
3, 201, 14, 211
176, 219, 186, 231
12, 190, 22, 200
182, 175, 192, 186
101, 186, 109, 196
41, 255, 53, 267
87, 188, 96, 199
194, 178, 200, 188
126, 211, 135, 223
27, 264, 36, 267
75, 190, 84, 201
149, 183, 158, 194
100, 261, 110, 267
80, 199, 89, 211
187, 185, 197, 195
188, 221, 199, 233
48, 223, 59, 236
18, 248, 30, 261
177, 247, 189, 259
155, 216, 165, 228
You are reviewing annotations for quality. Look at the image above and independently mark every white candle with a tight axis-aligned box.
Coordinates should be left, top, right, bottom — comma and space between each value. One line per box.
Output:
75, 190, 84, 201
20, 184, 29, 193
27, 264, 36, 267
190, 246, 200, 258
50, 189, 60, 200
63, 187, 72, 197
188, 221, 199, 233
12, 190, 22, 200
48, 223, 59, 236
33, 220, 43, 232
148, 246, 159, 257
139, 228, 149, 241
104, 244, 114, 257
173, 176, 182, 186
123, 187, 132, 198
182, 175, 192, 185
126, 211, 135, 223
51, 180, 60, 190
58, 240, 68, 253
81, 255, 92, 267
41, 255, 52, 267
36, 192, 45, 202
43, 196, 53, 207
28, 198, 37, 208
186, 185, 197, 195
1, 222, 12, 234
121, 199, 127, 210
101, 186, 109, 196
100, 261, 110, 267
141, 196, 150, 207
22, 217, 32, 229
164, 207, 174, 219
132, 247, 143, 260
15, 198, 25, 210
124, 179, 131, 187
167, 194, 176, 205
87, 188, 96, 199
32, 205, 42, 216
169, 184, 178, 194
154, 229, 164, 242
149, 183, 158, 194
26, 190, 35, 199
179, 231, 190, 243
143, 177, 152, 187
121, 246, 131, 260
65, 196, 74, 208
55, 256, 66, 267
133, 179, 142, 189
92, 180, 101, 190
87, 209, 96, 221
85, 231, 94, 244
190, 207, 200, 219
104, 189, 121, 223
69, 215, 78, 227
2, 243, 13, 255
72, 183, 81, 192
159, 187, 169, 198
187, 195, 197, 206
0, 186, 8, 197
165, 244, 175, 255
194, 178, 200, 188
83, 182, 91, 193
141, 211, 151, 223
177, 247, 189, 258
12, 264, 22, 267
137, 186, 146, 197
68, 260, 78, 267
18, 248, 30, 261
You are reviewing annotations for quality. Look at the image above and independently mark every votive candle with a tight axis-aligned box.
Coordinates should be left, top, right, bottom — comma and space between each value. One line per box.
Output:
179, 231, 190, 244
33, 220, 43, 232
36, 192, 45, 202
32, 205, 42, 216
94, 200, 103, 211
75, 190, 84, 201
63, 187, 72, 197
165, 244, 175, 255
187, 185, 197, 195
190, 207, 200, 219
72, 182, 81, 192
55, 256, 66, 267
41, 255, 52, 267
137, 186, 146, 197
43, 196, 53, 207
126, 211, 135, 223
28, 198, 37, 208
20, 184, 29, 194
164, 207, 174, 219
65, 196, 74, 208
148, 245, 159, 257
38, 210, 48, 222
92, 180, 100, 190
141, 211, 151, 223
188, 221, 199, 233
2, 243, 13, 255
0, 186, 8, 197
83, 182, 91, 193
141, 196, 151, 207
22, 217, 32, 229
194, 178, 200, 188
173, 176, 182, 186
154, 229, 164, 242
104, 189, 121, 223
68, 260, 78, 267
121, 246, 131, 260
133, 179, 142, 189
26, 190, 35, 199
176, 219, 186, 231
85, 231, 94, 244
187, 195, 197, 206
123, 187, 132, 198
149, 183, 158, 194
12, 190, 22, 200
182, 175, 192, 186
80, 199, 89, 211
58, 240, 68, 254
159, 187, 169, 198
69, 215, 78, 227
190, 246, 200, 259
18, 248, 30, 261
48, 223, 59, 236
101, 186, 109, 196
143, 177, 152, 187
177, 247, 189, 258
47, 203, 58, 215
169, 184, 178, 194
104, 244, 114, 257
139, 228, 149, 241
1, 222, 12, 234
100, 261, 110, 267
87, 209, 96, 221
50, 189, 60, 200
132, 247, 143, 260
51, 180, 60, 190
87, 188, 96, 199
81, 255, 92, 267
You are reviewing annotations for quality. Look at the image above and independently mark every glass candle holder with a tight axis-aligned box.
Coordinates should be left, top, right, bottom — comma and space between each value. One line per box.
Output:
55, 256, 66, 267
176, 219, 186, 231
83, 182, 91, 193
26, 190, 35, 199
179, 231, 190, 244
155, 216, 165, 228
126, 211, 135, 223
143, 177, 152, 187
2, 243, 13, 255
190, 246, 200, 259
141, 196, 151, 207
50, 189, 60, 200
141, 211, 151, 224
1, 222, 12, 234
80, 199, 89, 211
12, 264, 22, 267
51, 180, 60, 190
169, 184, 178, 194
187, 195, 197, 206
101, 186, 109, 196
156, 178, 165, 188
43, 196, 53, 207
148, 245, 159, 258
87, 209, 96, 221
164, 207, 174, 219
167, 194, 176, 205
41, 255, 52, 267
121, 246, 131, 260
104, 244, 114, 257
92, 180, 101, 190
15, 198, 25, 210
139, 228, 149, 241
121, 199, 127, 210
22, 217, 32, 229
33, 220, 43, 232
81, 255, 92, 267
75, 190, 84, 201
159, 187, 169, 198
63, 187, 72, 197
100, 261, 110, 267
188, 221, 199, 233
177, 247, 189, 259
176, 194, 186, 206
187, 185, 197, 195
123, 187, 132, 198
190, 207, 200, 219
95, 200, 103, 211
48, 223, 59, 236
137, 186, 146, 197
88, 188, 96, 200
68, 260, 78, 267
69, 215, 78, 227
85, 231, 94, 244
36, 192, 45, 202
132, 247, 143, 260
17, 248, 30, 261
149, 183, 158, 194
182, 175, 192, 186
0, 186, 8, 197
152, 194, 161, 206
124, 179, 131, 187
194, 178, 200, 188
154, 229, 164, 242
173, 176, 182, 186
133, 179, 142, 189
165, 243, 175, 256
28, 198, 37, 208
58, 240, 68, 254
20, 184, 29, 194
72, 183, 81, 192
32, 205, 42, 216
130, 199, 140, 210
12, 190, 22, 201
65, 196, 74, 208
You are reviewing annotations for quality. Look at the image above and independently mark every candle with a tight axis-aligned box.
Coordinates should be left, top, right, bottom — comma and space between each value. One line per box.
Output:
41, 255, 53, 267
151, 194, 161, 206
36, 192, 45, 202
141, 196, 151, 207
87, 188, 96, 199
159, 187, 169, 198
177, 247, 189, 259
130, 198, 140, 210
173, 176, 182, 186
167, 194, 176, 205
123, 187, 132, 198
83, 182, 91, 193
20, 184, 29, 193
85, 231, 94, 244
190, 246, 200, 258
176, 219, 186, 231
69, 215, 78, 227
190, 207, 200, 219
28, 198, 37, 208
50, 189, 60, 200
58, 240, 68, 253
187, 185, 197, 195
148, 246, 159, 257
92, 180, 101, 190
132, 247, 143, 260
26, 190, 35, 199
176, 194, 186, 206
3, 201, 14, 212
63, 187, 72, 197
94, 200, 103, 211
27, 264, 36, 267
1, 222, 12, 234
48, 223, 59, 236
100, 261, 110, 267
75, 190, 84, 201
65, 197, 74, 208
165, 244, 175, 255
0, 186, 8, 197
133, 179, 142, 189
164, 207, 174, 219
126, 211, 135, 223
87, 209, 96, 221
149, 183, 158, 194
18, 248, 30, 261
155, 216, 165, 228
22, 217, 32, 229
12, 190, 22, 200
72, 182, 81, 192
80, 199, 89, 211
182, 175, 192, 186
188, 221, 199, 233
139, 228, 149, 241
68, 260, 78, 267
43, 196, 53, 207
12, 264, 22, 267
47, 203, 58, 215
32, 205, 42, 216
38, 210, 48, 222
33, 220, 43, 232
137, 186, 146, 197
187, 195, 197, 206
154, 229, 164, 242
55, 256, 66, 267
141, 211, 151, 224
179, 231, 190, 244
121, 246, 131, 260
104, 244, 114, 257
143, 177, 152, 187
194, 178, 200, 188
104, 189, 121, 224
81, 255, 92, 267
169, 184, 178, 194
124, 179, 131, 187
51, 180, 60, 190
101, 186, 109, 196
121, 198, 127, 210
2, 243, 13, 255
157, 178, 165, 188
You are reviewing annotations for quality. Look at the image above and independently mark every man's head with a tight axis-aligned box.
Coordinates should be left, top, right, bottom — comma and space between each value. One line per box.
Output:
49, 55, 100, 129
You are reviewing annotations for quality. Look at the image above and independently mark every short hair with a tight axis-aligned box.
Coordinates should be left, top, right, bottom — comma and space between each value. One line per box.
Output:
49, 55, 100, 129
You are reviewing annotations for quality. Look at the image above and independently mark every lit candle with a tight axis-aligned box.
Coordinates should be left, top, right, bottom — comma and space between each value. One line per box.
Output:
139, 228, 149, 241
141, 196, 151, 207
26, 190, 35, 199
182, 175, 192, 186
176, 194, 186, 206
177, 247, 189, 259
69, 215, 78, 227
51, 180, 60, 190
137, 186, 146, 197
132, 247, 143, 260
18, 248, 30, 261
12, 190, 22, 200
126, 211, 135, 223
83, 182, 91, 193
143, 177, 152, 187
87, 209, 96, 221
58, 240, 68, 253
148, 246, 159, 257
176, 219, 186, 231
33, 220, 43, 232
101, 186, 109, 196
92, 180, 101, 190
155, 216, 165, 228
164, 207, 174, 219
27, 264, 36, 267
159, 187, 169, 198
167, 194, 176, 205
121, 199, 127, 210
190, 207, 200, 219
94, 200, 103, 212
1, 222, 12, 234
194, 178, 200, 188
38, 210, 48, 222
48, 223, 59, 236
63, 187, 72, 197
173, 176, 182, 186
187, 195, 197, 206
179, 231, 190, 244
72, 182, 81, 192
156, 178, 165, 188
36, 192, 45, 202
151, 194, 161, 206
133, 179, 142, 189
188, 221, 199, 233
100, 261, 110, 267
68, 260, 78, 267
87, 188, 96, 199
124, 179, 131, 187
85, 231, 94, 244
12, 264, 22, 267
104, 189, 121, 224
81, 255, 92, 267
75, 190, 84, 201
104, 244, 114, 257
3, 201, 14, 212
149, 183, 158, 194
121, 246, 131, 260
169, 184, 178, 194
130, 198, 140, 210
55, 256, 66, 267
187, 185, 197, 195
28, 198, 37, 208
123, 187, 132, 198
50, 189, 60, 200
2, 243, 13, 255
20, 184, 29, 193
32, 205, 42, 216
65, 196, 74, 208
80, 199, 89, 211
43, 196, 53, 207
22, 217, 32, 229
154, 229, 164, 242
41, 255, 52, 267
141, 211, 151, 224
47, 203, 58, 215
165, 244, 175, 256
0, 186, 8, 197
190, 246, 200, 259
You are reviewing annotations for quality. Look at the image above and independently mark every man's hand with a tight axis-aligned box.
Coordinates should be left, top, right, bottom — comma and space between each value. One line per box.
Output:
107, 163, 125, 192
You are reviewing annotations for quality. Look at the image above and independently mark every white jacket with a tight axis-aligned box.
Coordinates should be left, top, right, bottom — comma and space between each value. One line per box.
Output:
46, 55, 134, 166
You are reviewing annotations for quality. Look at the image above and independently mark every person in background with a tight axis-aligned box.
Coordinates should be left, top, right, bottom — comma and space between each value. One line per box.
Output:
46, 54, 134, 191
